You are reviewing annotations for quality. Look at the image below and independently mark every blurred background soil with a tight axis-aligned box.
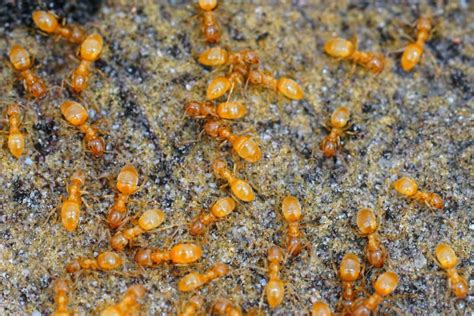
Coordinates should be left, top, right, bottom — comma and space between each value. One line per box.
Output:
0, 0, 473, 315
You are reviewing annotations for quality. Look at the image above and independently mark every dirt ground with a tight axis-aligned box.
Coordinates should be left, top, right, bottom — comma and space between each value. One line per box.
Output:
0, 1, 472, 315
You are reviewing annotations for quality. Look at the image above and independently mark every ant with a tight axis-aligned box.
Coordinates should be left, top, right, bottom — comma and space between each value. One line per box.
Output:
189, 197, 237, 236
356, 208, 387, 268
4, 104, 25, 159
247, 69, 304, 100
60, 100, 106, 157
281, 196, 303, 256
393, 176, 444, 210
110, 209, 165, 251
312, 301, 332, 316
320, 107, 351, 158
401, 17, 433, 71
198, 0, 221, 43
66, 251, 122, 273
338, 253, 362, 312
71, 33, 103, 93
324, 37, 385, 74
107, 164, 140, 229
207, 71, 246, 101
100, 285, 146, 316
198, 47, 259, 67
178, 262, 229, 292
434, 243, 468, 299
32, 10, 86, 44
8, 45, 47, 98
61, 170, 86, 232
265, 246, 285, 309
135, 243, 202, 267
204, 119, 261, 163
179, 296, 204, 316
53, 278, 72, 316
185, 100, 247, 120
212, 298, 242, 316
350, 271, 399, 315
212, 158, 255, 202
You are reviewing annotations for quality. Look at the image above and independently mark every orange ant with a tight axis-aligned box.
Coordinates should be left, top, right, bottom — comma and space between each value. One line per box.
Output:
179, 296, 204, 316
207, 71, 246, 101
401, 17, 433, 71
198, 47, 259, 67
393, 176, 444, 210
212, 158, 255, 202
320, 106, 351, 158
247, 69, 304, 100
356, 208, 387, 268
4, 104, 25, 159
32, 10, 86, 44
100, 285, 146, 316
198, 0, 221, 43
53, 278, 72, 316
434, 243, 468, 299
66, 251, 122, 273
60, 100, 106, 157
281, 196, 303, 256
324, 37, 385, 74
265, 246, 285, 309
212, 298, 242, 316
338, 253, 362, 312
61, 170, 86, 232
185, 100, 247, 120
110, 209, 165, 251
350, 271, 399, 315
204, 119, 261, 163
312, 301, 332, 316
135, 243, 202, 267
189, 197, 236, 236
178, 262, 229, 292
71, 33, 103, 93
8, 45, 47, 98
107, 165, 139, 229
